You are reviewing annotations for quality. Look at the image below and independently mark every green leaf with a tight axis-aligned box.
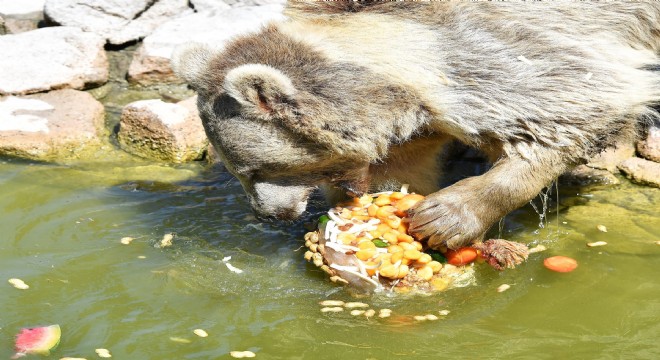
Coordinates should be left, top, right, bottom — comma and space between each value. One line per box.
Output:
428, 250, 447, 263
372, 239, 389, 248
318, 215, 330, 225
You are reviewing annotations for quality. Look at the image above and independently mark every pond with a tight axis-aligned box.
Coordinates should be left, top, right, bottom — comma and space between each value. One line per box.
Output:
1, 152, 659, 359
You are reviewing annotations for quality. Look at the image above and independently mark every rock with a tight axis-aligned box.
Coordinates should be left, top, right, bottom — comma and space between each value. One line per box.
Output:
117, 97, 209, 162
0, 0, 44, 34
560, 165, 620, 186
636, 126, 660, 163
3, 17, 40, 33
44, 0, 191, 45
0, 89, 106, 161
0, 27, 107, 95
127, 4, 285, 85
587, 141, 636, 173
617, 157, 660, 188
0, 0, 45, 19
190, 0, 284, 12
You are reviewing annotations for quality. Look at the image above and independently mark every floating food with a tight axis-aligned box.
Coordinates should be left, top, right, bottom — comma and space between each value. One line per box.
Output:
497, 284, 511, 293
543, 256, 578, 273
14, 325, 61, 357
95, 348, 112, 358
303, 190, 480, 294
159, 233, 174, 248
587, 241, 607, 247
8, 278, 29, 290
230, 351, 256, 358
193, 329, 208, 338
120, 237, 134, 245
596, 225, 608, 233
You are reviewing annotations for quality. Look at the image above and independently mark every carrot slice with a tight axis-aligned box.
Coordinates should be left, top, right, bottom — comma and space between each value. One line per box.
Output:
445, 247, 478, 266
543, 256, 578, 273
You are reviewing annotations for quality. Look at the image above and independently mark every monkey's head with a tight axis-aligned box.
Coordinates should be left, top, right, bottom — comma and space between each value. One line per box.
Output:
172, 26, 408, 221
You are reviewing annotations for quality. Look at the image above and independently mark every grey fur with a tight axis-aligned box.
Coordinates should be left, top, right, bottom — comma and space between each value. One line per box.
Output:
173, 1, 660, 249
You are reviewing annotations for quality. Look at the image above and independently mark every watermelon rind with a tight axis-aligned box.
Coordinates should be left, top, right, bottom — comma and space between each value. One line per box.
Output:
15, 324, 61, 355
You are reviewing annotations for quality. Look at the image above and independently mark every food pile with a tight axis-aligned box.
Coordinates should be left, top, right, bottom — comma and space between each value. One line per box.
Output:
303, 189, 479, 294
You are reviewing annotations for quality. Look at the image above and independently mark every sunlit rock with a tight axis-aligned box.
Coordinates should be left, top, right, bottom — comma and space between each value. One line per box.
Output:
560, 164, 620, 186
0, 27, 107, 95
637, 126, 660, 163
587, 141, 636, 173
127, 4, 285, 85
0, 0, 45, 33
618, 157, 660, 188
190, 0, 284, 12
0, 89, 106, 161
117, 96, 208, 163
44, 0, 191, 45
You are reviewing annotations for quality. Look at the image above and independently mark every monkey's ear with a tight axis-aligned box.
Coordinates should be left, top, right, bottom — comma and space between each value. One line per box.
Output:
171, 43, 214, 90
224, 64, 297, 118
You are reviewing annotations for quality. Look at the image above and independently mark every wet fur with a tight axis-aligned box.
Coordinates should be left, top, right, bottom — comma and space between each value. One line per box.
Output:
173, 1, 660, 249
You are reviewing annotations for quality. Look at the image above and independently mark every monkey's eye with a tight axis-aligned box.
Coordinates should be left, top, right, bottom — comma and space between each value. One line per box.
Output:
214, 94, 241, 118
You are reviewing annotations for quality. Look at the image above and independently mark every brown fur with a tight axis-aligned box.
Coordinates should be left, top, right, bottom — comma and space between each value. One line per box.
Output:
172, 1, 660, 249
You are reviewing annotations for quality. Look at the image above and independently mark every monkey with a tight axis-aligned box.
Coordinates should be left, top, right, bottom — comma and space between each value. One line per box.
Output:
172, 1, 660, 268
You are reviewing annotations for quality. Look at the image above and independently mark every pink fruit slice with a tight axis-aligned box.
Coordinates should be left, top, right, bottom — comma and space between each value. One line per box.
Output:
14, 324, 61, 356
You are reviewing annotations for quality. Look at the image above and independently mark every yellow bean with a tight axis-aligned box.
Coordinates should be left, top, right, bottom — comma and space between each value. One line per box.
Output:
390, 191, 405, 200
428, 261, 443, 273
417, 265, 434, 281
356, 248, 376, 261
431, 277, 450, 291
357, 241, 376, 250
388, 245, 403, 253
396, 264, 410, 279
382, 231, 398, 244
385, 215, 402, 229
396, 233, 414, 244
367, 204, 379, 217
374, 194, 392, 206
379, 264, 396, 278
391, 251, 404, 264
416, 253, 432, 264
403, 249, 422, 261
376, 205, 396, 219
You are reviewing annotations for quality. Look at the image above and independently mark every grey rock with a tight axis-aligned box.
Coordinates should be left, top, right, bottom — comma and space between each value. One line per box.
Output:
560, 164, 620, 186
618, 157, 660, 188
128, 4, 285, 85
0, 89, 106, 161
0, 0, 45, 20
44, 0, 191, 45
117, 97, 209, 163
636, 126, 660, 163
0, 26, 108, 95
586, 141, 636, 173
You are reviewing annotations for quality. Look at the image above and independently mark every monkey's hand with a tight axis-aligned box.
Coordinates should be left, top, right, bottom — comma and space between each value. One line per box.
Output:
473, 239, 529, 270
407, 179, 497, 250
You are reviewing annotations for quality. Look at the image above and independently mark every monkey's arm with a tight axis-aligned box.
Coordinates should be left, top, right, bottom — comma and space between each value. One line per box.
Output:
408, 148, 568, 254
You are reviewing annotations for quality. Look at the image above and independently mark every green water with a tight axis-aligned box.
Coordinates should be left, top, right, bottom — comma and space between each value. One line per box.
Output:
1, 155, 659, 360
